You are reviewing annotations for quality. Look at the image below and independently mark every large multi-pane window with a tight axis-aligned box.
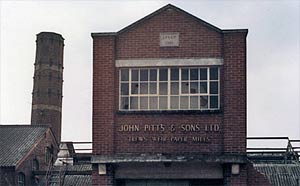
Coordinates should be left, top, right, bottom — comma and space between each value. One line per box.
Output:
119, 67, 219, 111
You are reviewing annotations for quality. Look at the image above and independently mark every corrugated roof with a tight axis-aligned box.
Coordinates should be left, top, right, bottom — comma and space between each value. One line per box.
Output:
64, 175, 91, 186
65, 164, 92, 172
48, 175, 91, 186
254, 164, 300, 186
44, 164, 92, 186
0, 125, 49, 167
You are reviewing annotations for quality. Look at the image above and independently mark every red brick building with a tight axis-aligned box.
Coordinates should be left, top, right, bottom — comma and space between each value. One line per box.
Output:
0, 125, 58, 186
91, 4, 269, 186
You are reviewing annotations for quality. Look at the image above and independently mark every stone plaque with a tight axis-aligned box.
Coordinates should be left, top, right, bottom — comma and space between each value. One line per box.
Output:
160, 32, 179, 47
98, 164, 107, 175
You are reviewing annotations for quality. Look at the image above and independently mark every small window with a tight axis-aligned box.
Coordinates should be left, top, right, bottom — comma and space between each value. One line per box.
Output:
32, 159, 39, 171
45, 147, 52, 164
17, 172, 25, 186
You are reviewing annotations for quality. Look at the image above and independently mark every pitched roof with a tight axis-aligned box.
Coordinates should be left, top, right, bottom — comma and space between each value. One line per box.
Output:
117, 4, 222, 34
91, 4, 248, 38
0, 125, 49, 167
254, 164, 300, 186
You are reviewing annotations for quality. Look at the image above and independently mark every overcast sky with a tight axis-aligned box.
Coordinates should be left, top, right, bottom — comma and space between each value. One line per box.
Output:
0, 0, 299, 143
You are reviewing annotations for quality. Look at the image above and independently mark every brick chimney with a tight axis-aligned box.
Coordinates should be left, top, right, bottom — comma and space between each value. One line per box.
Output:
31, 32, 64, 143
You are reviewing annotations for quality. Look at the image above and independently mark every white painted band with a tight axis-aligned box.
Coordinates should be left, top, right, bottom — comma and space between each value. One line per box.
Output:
32, 104, 62, 112
35, 64, 63, 72
116, 58, 223, 67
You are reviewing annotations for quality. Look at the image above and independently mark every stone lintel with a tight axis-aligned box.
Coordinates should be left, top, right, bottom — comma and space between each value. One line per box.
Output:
91, 153, 247, 164
116, 58, 223, 67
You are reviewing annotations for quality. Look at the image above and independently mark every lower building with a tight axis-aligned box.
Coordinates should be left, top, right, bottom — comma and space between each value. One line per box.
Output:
0, 125, 58, 186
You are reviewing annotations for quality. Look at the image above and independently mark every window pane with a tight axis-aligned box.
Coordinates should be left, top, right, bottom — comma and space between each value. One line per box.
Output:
159, 68, 168, 81
150, 69, 157, 81
159, 96, 167, 109
210, 67, 218, 80
171, 96, 179, 109
33, 159, 39, 171
149, 83, 157, 94
140, 83, 148, 94
120, 97, 129, 110
200, 82, 207, 93
121, 69, 129, 81
200, 96, 208, 109
140, 97, 148, 110
190, 96, 199, 109
130, 97, 138, 109
181, 82, 189, 94
190, 69, 199, 80
131, 83, 139, 94
140, 69, 148, 81
181, 68, 188, 80
180, 96, 188, 109
121, 83, 129, 95
18, 173, 25, 186
132, 69, 139, 81
171, 82, 179, 95
210, 82, 218, 94
190, 82, 198, 94
149, 97, 158, 109
159, 82, 168, 95
210, 96, 218, 109
171, 68, 179, 80
200, 68, 207, 80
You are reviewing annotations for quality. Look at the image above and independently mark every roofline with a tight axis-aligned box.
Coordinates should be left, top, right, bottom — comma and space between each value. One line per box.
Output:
91, 4, 248, 38
91, 32, 117, 38
117, 4, 222, 34
15, 128, 48, 169
222, 29, 248, 34
0, 165, 15, 168
0, 124, 50, 128
15, 128, 59, 169
47, 127, 60, 148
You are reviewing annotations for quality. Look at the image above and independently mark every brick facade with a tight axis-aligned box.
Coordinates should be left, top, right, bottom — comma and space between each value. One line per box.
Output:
92, 4, 268, 186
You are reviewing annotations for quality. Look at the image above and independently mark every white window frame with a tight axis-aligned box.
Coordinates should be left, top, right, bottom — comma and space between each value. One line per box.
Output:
119, 67, 220, 111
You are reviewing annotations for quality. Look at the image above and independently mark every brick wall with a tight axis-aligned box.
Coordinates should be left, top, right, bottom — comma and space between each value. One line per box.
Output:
223, 32, 247, 154
93, 5, 227, 156
224, 164, 247, 186
0, 167, 15, 186
92, 4, 248, 186
15, 129, 58, 185
117, 8, 222, 59
92, 35, 116, 155
114, 114, 223, 154
93, 7, 247, 155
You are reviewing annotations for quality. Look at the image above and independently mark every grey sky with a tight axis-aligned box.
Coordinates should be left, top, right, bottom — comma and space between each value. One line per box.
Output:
0, 1, 299, 142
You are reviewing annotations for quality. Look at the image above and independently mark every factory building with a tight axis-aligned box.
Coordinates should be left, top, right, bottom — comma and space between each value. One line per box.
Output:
91, 4, 271, 186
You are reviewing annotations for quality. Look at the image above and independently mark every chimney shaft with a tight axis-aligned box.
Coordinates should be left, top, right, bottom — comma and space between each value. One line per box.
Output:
31, 32, 64, 143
